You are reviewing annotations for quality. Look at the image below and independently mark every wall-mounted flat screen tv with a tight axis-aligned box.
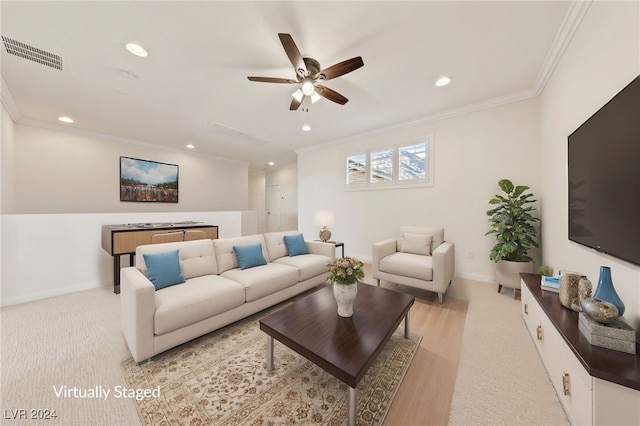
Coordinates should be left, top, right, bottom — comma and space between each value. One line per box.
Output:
568, 74, 640, 266
120, 156, 179, 203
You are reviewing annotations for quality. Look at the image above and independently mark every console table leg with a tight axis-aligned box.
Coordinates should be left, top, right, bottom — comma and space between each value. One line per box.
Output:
348, 386, 356, 426
404, 311, 410, 339
266, 335, 274, 372
113, 256, 121, 294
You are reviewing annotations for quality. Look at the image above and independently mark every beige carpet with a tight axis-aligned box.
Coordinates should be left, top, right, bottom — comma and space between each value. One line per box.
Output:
121, 307, 421, 426
447, 283, 569, 425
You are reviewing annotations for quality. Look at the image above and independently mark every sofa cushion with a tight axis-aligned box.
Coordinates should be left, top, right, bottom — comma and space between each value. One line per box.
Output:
154, 275, 245, 335
233, 243, 268, 270
136, 239, 218, 279
380, 252, 433, 281
401, 233, 433, 256
283, 233, 310, 256
264, 230, 299, 261
273, 253, 331, 282
143, 250, 185, 290
221, 263, 299, 302
213, 235, 269, 273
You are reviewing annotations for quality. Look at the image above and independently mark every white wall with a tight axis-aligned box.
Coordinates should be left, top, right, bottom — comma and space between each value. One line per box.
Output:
1, 111, 253, 305
248, 171, 266, 233
539, 1, 640, 330
265, 164, 298, 232
297, 98, 540, 282
2, 121, 249, 214
0, 211, 244, 306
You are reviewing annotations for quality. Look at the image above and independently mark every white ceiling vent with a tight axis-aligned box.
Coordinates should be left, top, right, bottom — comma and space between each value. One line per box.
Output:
2, 36, 62, 70
203, 122, 270, 146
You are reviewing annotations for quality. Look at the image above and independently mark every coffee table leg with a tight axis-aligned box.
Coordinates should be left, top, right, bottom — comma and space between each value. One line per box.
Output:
267, 335, 274, 372
404, 311, 410, 339
348, 386, 356, 426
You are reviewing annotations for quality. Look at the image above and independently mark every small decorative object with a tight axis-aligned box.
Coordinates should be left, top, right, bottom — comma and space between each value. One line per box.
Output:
327, 256, 365, 317
315, 210, 335, 242
580, 297, 620, 324
577, 276, 592, 306
578, 311, 636, 354
593, 266, 625, 316
538, 265, 554, 277
559, 271, 581, 310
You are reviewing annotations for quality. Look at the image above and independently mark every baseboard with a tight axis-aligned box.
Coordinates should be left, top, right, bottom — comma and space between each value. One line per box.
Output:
0, 280, 109, 307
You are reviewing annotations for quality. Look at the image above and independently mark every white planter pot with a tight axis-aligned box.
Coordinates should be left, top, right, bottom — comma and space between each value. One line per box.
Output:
496, 260, 533, 291
333, 282, 358, 317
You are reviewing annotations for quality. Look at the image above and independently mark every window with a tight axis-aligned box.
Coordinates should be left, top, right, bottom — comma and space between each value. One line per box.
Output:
370, 149, 393, 183
399, 143, 426, 181
346, 154, 367, 185
345, 136, 432, 190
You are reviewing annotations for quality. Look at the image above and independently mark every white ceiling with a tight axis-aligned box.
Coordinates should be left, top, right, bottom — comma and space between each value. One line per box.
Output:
1, 1, 577, 170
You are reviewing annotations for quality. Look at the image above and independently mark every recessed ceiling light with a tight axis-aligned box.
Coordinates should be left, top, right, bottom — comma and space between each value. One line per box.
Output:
435, 76, 452, 87
58, 116, 74, 123
186, 144, 195, 149
125, 43, 148, 57
302, 125, 311, 132
268, 162, 275, 166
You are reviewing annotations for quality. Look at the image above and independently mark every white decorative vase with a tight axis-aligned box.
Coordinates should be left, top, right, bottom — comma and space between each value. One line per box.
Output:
333, 282, 357, 317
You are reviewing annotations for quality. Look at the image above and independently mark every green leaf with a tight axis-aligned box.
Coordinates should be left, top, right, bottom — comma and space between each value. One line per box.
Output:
498, 179, 514, 193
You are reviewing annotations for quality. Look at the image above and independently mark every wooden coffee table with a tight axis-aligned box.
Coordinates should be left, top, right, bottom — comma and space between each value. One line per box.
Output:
259, 282, 415, 426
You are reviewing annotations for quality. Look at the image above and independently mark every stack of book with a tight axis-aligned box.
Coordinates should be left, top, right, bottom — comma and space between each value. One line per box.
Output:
540, 276, 560, 293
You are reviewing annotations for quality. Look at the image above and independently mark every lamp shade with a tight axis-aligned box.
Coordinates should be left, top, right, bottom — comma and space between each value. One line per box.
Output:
314, 210, 335, 226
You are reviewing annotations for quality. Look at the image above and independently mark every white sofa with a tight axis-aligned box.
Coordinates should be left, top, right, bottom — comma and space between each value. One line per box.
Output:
120, 231, 334, 363
372, 226, 455, 304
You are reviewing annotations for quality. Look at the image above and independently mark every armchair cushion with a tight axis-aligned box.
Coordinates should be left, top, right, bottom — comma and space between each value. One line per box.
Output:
379, 252, 433, 281
400, 233, 433, 256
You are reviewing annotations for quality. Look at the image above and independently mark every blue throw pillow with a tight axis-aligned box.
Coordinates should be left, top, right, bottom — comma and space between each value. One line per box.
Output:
283, 233, 310, 256
233, 243, 267, 270
143, 250, 185, 291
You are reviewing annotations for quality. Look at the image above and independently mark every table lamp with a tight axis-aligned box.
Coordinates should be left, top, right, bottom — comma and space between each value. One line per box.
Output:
314, 210, 335, 242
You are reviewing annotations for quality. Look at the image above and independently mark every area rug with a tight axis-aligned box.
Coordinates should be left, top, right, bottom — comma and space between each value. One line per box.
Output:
121, 308, 421, 426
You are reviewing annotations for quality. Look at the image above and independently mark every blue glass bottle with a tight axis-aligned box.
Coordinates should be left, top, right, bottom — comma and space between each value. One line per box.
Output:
593, 266, 625, 316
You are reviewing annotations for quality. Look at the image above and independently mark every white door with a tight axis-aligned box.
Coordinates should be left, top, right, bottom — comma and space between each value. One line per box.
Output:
267, 184, 281, 231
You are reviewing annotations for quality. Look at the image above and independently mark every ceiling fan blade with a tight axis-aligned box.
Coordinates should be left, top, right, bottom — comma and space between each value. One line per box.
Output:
278, 33, 307, 76
316, 57, 364, 80
315, 85, 348, 105
289, 96, 303, 110
247, 76, 296, 84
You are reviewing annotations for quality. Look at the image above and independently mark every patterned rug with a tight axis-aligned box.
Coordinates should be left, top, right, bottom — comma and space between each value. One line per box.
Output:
121, 308, 421, 426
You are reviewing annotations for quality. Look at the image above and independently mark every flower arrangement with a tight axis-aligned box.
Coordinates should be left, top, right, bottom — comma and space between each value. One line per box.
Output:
327, 256, 365, 285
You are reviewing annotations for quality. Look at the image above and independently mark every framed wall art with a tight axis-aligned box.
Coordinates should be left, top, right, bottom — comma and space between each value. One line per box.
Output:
120, 156, 179, 203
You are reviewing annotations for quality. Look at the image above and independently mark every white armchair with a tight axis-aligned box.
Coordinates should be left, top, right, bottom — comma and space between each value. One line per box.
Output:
372, 226, 455, 304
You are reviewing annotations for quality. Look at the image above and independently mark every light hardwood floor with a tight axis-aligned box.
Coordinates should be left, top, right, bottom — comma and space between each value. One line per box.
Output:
380, 282, 468, 425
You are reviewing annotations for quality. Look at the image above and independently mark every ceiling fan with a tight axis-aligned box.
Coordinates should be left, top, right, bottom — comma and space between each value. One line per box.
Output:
248, 33, 364, 110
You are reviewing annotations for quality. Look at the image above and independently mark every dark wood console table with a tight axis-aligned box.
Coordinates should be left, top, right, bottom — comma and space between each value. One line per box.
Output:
101, 222, 218, 293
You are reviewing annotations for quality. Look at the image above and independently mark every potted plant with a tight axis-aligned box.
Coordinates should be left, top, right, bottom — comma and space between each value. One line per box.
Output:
486, 179, 539, 293
327, 256, 365, 317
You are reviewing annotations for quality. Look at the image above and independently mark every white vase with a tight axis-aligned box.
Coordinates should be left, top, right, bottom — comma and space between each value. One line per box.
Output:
333, 282, 358, 317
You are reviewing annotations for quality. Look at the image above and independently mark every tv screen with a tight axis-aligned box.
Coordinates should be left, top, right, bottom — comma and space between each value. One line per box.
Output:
568, 74, 640, 266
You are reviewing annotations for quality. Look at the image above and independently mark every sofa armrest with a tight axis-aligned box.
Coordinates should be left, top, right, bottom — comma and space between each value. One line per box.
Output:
120, 267, 156, 363
432, 242, 455, 292
306, 240, 336, 260
372, 239, 397, 277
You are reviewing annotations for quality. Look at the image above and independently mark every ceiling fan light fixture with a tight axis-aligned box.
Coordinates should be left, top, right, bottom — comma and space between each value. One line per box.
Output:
292, 89, 304, 102
310, 91, 321, 103
301, 81, 315, 96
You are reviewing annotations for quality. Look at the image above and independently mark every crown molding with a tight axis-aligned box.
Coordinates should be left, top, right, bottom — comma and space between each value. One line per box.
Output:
1, 77, 22, 121
532, 0, 593, 96
16, 118, 250, 167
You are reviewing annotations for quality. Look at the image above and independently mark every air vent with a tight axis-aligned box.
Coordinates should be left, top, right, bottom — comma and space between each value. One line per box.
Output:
202, 122, 270, 146
2, 35, 62, 70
